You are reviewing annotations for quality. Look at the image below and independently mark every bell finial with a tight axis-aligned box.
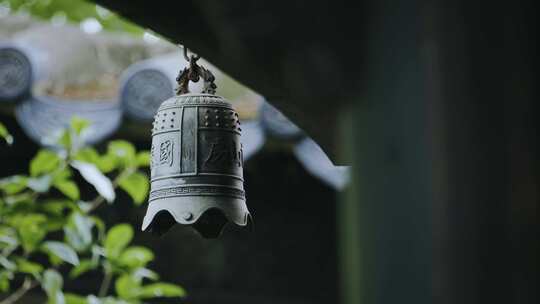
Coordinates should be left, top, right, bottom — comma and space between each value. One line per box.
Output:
175, 46, 217, 95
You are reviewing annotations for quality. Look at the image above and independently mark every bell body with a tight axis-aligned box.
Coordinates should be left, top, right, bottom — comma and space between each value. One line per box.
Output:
142, 93, 250, 237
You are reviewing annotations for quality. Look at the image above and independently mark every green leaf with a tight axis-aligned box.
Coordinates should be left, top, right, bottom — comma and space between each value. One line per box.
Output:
62, 117, 91, 152
42, 241, 80, 266
15, 258, 43, 278
52, 167, 73, 184
104, 224, 133, 259
71, 117, 90, 135
30, 150, 61, 177
4, 192, 34, 206
27, 175, 53, 192
50, 288, 66, 304
0, 175, 28, 194
97, 154, 117, 173
74, 148, 117, 173
48, 254, 63, 267
118, 246, 154, 269
139, 283, 186, 299
73, 201, 92, 214
71, 161, 115, 203
42, 269, 65, 304
107, 140, 136, 167
0, 256, 16, 271
65, 293, 87, 304
74, 147, 101, 164
0, 271, 11, 292
69, 259, 97, 278
64, 212, 93, 252
57, 129, 72, 150
118, 172, 148, 205
13, 214, 47, 253
132, 268, 159, 282
136, 151, 150, 167
54, 180, 80, 200
44, 217, 67, 232
115, 275, 140, 300
0, 122, 13, 145
0, 227, 18, 248
41, 200, 71, 216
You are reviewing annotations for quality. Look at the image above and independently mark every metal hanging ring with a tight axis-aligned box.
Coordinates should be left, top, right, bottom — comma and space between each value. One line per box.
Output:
176, 46, 216, 95
183, 46, 200, 62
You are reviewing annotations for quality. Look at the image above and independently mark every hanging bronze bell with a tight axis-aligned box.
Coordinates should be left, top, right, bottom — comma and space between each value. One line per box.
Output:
142, 50, 252, 238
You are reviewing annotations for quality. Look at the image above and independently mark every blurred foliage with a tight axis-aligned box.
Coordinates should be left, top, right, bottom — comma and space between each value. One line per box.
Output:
1, 0, 144, 35
0, 118, 185, 303
0, 123, 13, 146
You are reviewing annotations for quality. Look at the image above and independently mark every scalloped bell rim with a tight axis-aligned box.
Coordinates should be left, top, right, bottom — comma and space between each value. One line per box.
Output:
141, 196, 252, 237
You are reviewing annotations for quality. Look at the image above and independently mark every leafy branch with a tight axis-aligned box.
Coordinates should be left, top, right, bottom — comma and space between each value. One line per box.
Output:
0, 118, 184, 304
2, 0, 144, 35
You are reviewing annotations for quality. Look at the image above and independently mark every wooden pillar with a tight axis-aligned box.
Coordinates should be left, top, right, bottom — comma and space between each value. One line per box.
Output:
432, 2, 538, 303
340, 1, 538, 304
339, 1, 432, 304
